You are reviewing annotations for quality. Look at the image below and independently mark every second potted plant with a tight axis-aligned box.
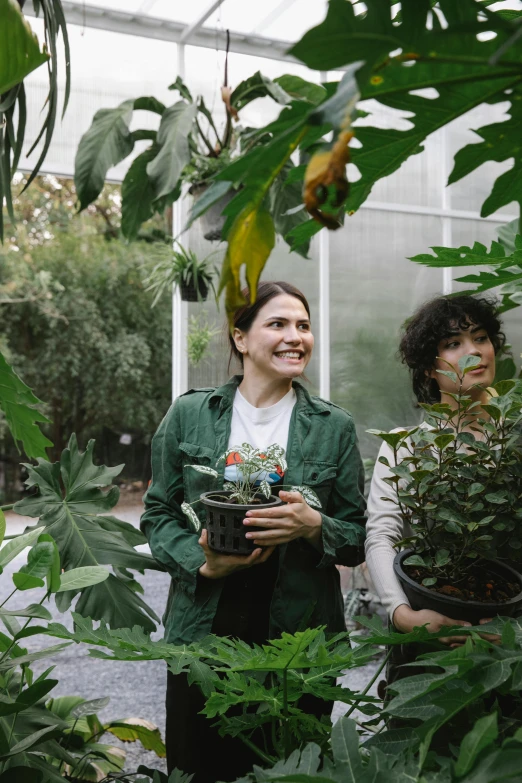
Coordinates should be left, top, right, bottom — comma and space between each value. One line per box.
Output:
369, 354, 522, 623
181, 443, 321, 554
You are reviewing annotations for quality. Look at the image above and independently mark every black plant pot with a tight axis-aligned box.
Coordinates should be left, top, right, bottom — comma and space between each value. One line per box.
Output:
200, 489, 283, 555
180, 279, 209, 302
394, 549, 522, 624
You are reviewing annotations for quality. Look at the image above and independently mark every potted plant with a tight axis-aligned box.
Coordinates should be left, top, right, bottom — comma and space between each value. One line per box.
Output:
186, 312, 220, 366
181, 443, 321, 554
369, 354, 522, 623
143, 242, 217, 304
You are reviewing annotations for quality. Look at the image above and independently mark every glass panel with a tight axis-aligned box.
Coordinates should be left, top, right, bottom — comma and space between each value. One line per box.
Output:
329, 209, 444, 459
203, 0, 328, 42
23, 21, 179, 178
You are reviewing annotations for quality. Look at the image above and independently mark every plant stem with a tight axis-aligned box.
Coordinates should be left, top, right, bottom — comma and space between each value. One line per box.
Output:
0, 504, 13, 512
7, 668, 25, 745
0, 588, 17, 610
234, 727, 275, 765
343, 649, 391, 721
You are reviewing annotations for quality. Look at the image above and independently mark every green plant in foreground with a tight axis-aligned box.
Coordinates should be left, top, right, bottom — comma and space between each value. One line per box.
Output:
45, 612, 522, 780
143, 242, 218, 306
186, 312, 220, 367
368, 354, 522, 587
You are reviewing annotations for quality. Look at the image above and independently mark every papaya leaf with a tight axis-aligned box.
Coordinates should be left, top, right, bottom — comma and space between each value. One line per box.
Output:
448, 86, 522, 216
0, 0, 48, 95
455, 712, 498, 777
14, 435, 160, 631
74, 100, 135, 211
410, 240, 511, 268
105, 718, 166, 757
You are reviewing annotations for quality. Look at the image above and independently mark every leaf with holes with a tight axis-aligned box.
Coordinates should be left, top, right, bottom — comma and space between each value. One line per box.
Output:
13, 434, 161, 631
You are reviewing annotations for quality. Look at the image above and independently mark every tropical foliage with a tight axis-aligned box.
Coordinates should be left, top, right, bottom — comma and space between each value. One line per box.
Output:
0, 0, 70, 241
202, 0, 522, 320
143, 241, 218, 306
368, 356, 522, 584
74, 72, 311, 248
0, 437, 166, 779
46, 613, 522, 781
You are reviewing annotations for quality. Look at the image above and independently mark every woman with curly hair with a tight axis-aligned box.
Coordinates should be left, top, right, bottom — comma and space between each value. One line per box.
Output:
365, 294, 506, 641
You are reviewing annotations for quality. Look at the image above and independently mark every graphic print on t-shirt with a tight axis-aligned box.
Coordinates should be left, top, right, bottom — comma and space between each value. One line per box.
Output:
224, 451, 285, 486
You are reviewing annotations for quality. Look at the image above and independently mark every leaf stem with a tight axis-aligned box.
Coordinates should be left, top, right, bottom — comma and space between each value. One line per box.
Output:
343, 649, 391, 721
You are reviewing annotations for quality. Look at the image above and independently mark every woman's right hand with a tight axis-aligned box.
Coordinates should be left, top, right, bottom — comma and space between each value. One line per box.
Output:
392, 604, 471, 645
198, 529, 275, 580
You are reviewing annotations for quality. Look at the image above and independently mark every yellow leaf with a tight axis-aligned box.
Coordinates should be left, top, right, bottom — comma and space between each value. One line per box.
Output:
220, 205, 275, 328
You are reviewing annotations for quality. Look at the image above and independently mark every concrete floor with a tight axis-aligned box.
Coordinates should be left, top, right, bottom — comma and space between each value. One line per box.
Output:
3, 499, 382, 776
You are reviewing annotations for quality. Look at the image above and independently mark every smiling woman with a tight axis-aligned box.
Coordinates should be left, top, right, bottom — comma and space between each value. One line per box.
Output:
140, 280, 367, 783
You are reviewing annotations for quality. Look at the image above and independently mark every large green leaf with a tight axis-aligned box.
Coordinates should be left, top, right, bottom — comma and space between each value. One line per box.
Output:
269, 161, 310, 258
121, 143, 160, 240
74, 100, 135, 211
0, 0, 49, 94
230, 72, 291, 112
0, 352, 52, 459
455, 713, 498, 777
14, 435, 161, 631
146, 101, 197, 200
410, 239, 513, 268
105, 718, 166, 756
449, 86, 522, 216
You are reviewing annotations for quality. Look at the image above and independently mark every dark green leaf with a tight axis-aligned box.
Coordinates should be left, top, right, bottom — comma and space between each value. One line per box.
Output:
0, 352, 52, 459
74, 100, 135, 211
146, 102, 197, 200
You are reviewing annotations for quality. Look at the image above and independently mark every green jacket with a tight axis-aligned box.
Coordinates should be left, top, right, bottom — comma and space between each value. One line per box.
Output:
141, 376, 366, 644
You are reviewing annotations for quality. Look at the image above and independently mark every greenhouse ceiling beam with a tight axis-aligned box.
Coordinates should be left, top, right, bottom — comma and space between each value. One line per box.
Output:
25, 1, 296, 64
179, 0, 227, 44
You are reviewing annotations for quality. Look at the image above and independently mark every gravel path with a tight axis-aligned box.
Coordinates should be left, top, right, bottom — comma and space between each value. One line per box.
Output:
3, 501, 382, 776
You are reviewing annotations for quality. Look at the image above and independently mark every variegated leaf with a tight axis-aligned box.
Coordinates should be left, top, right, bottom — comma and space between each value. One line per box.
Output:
189, 465, 218, 478
181, 502, 202, 532
287, 485, 322, 509
259, 480, 271, 499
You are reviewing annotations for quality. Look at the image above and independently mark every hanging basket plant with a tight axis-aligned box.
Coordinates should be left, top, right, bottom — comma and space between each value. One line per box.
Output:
143, 241, 218, 306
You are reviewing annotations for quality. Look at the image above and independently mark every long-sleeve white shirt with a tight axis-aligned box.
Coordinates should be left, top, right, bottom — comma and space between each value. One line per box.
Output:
365, 431, 414, 620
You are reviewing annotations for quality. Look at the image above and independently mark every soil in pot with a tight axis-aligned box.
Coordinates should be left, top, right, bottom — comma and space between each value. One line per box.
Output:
200, 489, 283, 555
394, 549, 522, 623
404, 564, 520, 603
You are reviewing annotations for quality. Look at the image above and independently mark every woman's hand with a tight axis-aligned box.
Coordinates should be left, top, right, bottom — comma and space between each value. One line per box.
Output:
392, 604, 472, 645
198, 529, 275, 580
243, 490, 323, 548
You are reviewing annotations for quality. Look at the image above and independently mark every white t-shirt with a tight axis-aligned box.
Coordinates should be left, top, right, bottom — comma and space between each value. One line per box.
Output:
224, 387, 296, 486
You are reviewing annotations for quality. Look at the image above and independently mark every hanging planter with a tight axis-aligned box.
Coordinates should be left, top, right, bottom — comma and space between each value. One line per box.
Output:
143, 241, 217, 307
189, 181, 236, 242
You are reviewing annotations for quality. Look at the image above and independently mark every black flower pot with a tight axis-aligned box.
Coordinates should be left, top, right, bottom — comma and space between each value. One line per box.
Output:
200, 489, 283, 555
180, 279, 209, 302
394, 549, 522, 624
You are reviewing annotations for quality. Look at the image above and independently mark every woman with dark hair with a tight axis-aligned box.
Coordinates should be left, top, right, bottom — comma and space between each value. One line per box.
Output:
365, 294, 505, 639
141, 280, 366, 783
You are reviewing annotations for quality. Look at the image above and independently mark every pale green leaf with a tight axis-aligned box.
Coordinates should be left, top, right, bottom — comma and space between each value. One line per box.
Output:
56, 566, 109, 592
0, 0, 49, 94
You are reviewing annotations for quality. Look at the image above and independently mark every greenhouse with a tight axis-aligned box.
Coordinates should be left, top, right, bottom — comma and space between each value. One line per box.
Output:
3, 1, 522, 781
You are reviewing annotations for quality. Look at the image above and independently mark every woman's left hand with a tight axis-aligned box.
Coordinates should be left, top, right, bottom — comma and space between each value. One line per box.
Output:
243, 490, 323, 548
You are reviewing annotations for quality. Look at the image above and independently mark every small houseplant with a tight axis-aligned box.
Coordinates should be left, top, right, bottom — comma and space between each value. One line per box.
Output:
182, 443, 321, 554
187, 312, 220, 366
143, 241, 217, 304
369, 354, 522, 623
